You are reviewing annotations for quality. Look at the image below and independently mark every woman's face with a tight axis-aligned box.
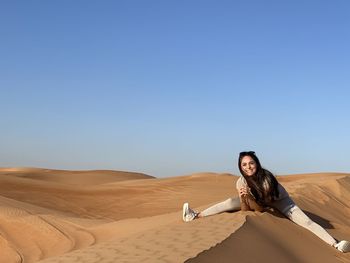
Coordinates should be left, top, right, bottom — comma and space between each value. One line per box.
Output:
240, 156, 257, 177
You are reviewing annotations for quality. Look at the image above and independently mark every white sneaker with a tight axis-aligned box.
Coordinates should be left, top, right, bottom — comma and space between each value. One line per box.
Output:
335, 240, 350, 253
182, 202, 198, 222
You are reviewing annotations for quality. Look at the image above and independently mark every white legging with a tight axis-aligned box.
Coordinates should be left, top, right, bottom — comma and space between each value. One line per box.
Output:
200, 197, 241, 217
199, 197, 337, 246
286, 205, 336, 246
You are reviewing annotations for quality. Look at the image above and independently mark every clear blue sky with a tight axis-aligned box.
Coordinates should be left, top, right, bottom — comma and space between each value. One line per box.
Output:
1, 1, 349, 177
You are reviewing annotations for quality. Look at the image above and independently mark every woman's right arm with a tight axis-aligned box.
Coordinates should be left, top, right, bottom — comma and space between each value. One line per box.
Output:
236, 177, 250, 211
236, 177, 263, 212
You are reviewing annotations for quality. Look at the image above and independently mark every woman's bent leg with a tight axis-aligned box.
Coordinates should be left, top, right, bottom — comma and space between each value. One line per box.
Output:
286, 205, 337, 246
200, 197, 240, 217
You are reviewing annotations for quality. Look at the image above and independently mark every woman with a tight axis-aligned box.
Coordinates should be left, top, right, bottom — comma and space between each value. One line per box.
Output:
182, 151, 350, 253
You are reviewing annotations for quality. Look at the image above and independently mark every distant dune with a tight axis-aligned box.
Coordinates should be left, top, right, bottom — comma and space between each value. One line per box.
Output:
0, 169, 349, 262
0, 167, 154, 185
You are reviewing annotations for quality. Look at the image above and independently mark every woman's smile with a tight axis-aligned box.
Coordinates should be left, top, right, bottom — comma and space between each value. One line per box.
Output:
241, 156, 257, 176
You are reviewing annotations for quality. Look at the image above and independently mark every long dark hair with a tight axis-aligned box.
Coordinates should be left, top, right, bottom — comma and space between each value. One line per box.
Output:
238, 151, 279, 205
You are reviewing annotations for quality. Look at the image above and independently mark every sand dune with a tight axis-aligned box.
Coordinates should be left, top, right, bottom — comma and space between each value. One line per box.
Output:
0, 169, 349, 262
0, 168, 154, 185
187, 173, 350, 263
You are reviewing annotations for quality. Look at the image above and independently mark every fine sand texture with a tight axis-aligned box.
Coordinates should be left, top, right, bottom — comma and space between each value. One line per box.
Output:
0, 168, 350, 262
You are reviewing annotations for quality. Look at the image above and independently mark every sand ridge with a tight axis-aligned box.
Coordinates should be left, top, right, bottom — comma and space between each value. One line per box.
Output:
0, 169, 350, 262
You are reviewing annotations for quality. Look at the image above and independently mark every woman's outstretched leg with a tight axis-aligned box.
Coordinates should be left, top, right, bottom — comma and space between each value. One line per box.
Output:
270, 203, 349, 252
285, 205, 337, 246
199, 197, 241, 217
183, 197, 240, 222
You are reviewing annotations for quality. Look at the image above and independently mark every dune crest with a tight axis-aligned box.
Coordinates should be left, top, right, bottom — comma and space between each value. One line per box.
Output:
0, 167, 154, 185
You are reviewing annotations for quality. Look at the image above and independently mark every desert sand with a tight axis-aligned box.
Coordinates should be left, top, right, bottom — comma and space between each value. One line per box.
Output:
0, 168, 350, 263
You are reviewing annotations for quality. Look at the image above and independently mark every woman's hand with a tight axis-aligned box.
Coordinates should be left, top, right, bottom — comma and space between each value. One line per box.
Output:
239, 187, 264, 212
239, 186, 250, 197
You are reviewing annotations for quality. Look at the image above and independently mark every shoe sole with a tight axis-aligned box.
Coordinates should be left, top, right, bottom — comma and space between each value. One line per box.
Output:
339, 241, 350, 253
182, 203, 189, 222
